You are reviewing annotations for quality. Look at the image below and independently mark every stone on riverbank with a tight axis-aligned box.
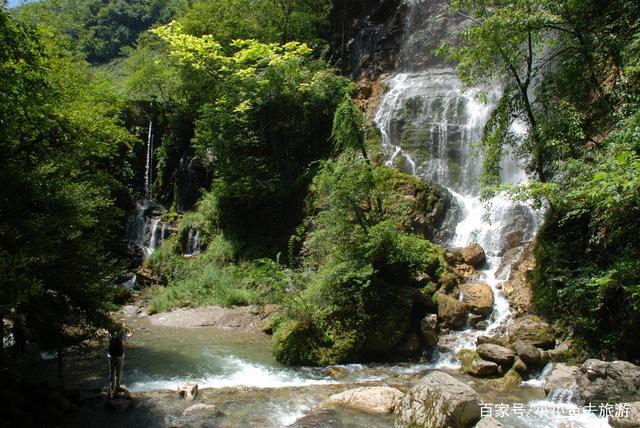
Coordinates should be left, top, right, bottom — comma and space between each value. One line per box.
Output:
544, 363, 583, 395
578, 359, 640, 406
327, 386, 404, 415
396, 371, 481, 427
476, 344, 515, 366
512, 340, 545, 366
475, 416, 505, 427
487, 368, 522, 392
457, 349, 499, 377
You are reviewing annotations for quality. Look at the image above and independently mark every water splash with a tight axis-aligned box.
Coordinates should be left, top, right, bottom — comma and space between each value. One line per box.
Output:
128, 355, 338, 392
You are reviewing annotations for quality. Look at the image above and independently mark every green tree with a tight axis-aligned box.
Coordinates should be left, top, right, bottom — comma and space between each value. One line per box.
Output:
440, 0, 608, 184
153, 23, 352, 254
0, 8, 134, 362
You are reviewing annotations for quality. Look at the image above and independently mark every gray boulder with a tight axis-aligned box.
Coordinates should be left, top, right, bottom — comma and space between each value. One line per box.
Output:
512, 340, 545, 366
457, 349, 499, 377
437, 293, 468, 330
609, 402, 640, 428
544, 363, 584, 395
507, 315, 555, 349
396, 371, 481, 427
578, 359, 640, 406
476, 336, 509, 348
475, 417, 505, 427
326, 386, 404, 415
476, 344, 515, 366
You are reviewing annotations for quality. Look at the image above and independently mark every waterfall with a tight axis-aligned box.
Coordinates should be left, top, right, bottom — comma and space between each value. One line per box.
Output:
374, 0, 544, 366
144, 120, 153, 201
185, 229, 201, 256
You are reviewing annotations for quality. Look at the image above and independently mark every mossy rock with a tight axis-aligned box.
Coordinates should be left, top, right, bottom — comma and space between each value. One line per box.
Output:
436, 293, 468, 329
508, 315, 556, 349
487, 368, 523, 392
457, 349, 498, 377
376, 166, 446, 239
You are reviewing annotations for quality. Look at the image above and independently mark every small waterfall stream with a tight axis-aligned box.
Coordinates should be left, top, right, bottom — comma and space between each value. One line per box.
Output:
144, 120, 154, 201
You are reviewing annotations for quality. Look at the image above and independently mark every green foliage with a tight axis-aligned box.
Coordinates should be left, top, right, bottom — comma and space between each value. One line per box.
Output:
17, 0, 185, 63
153, 23, 353, 253
0, 8, 135, 348
331, 93, 368, 159
146, 199, 297, 312
271, 155, 450, 365
178, 0, 332, 46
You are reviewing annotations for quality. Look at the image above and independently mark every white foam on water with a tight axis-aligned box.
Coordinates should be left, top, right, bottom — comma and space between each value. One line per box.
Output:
502, 400, 610, 427
128, 355, 338, 392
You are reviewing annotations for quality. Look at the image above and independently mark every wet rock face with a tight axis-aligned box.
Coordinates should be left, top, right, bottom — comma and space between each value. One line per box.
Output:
544, 360, 640, 406
396, 371, 481, 428
326, 386, 404, 415
544, 363, 584, 397
331, 0, 406, 79
290, 408, 342, 428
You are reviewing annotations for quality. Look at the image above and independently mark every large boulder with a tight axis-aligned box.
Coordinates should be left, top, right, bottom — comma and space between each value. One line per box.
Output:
507, 315, 555, 349
457, 349, 499, 377
461, 283, 494, 317
476, 344, 515, 366
396, 371, 481, 427
436, 293, 468, 330
511, 340, 545, 366
609, 402, 640, 428
327, 386, 403, 415
476, 336, 509, 348
577, 359, 640, 406
460, 244, 486, 267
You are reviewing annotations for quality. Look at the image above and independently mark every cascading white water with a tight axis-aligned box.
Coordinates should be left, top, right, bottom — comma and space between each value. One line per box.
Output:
185, 229, 201, 256
144, 120, 153, 200
373, 1, 544, 367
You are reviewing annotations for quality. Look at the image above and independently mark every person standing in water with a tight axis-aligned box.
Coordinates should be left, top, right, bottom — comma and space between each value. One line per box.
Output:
99, 325, 133, 398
